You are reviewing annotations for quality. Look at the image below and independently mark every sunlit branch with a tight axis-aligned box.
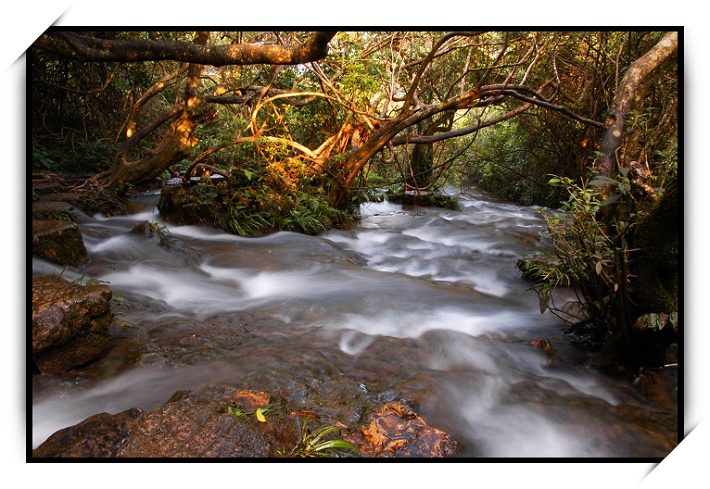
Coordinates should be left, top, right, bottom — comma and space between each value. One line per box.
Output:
36, 31, 337, 67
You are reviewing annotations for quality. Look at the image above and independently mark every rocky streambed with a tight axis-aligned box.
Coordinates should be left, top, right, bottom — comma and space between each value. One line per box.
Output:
30, 178, 678, 458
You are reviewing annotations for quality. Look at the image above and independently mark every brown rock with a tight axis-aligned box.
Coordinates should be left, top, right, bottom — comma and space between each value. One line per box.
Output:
115, 392, 271, 458
32, 389, 460, 458
32, 408, 143, 458
345, 403, 459, 457
33, 390, 274, 458
31, 201, 74, 221
32, 275, 113, 374
32, 220, 88, 266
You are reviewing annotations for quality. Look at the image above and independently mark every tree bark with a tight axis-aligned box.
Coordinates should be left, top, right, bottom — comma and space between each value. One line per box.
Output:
594, 32, 678, 178
99, 32, 211, 188
38, 32, 337, 190
34, 31, 337, 67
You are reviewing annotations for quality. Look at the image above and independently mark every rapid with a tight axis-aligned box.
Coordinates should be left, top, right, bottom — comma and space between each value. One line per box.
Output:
31, 186, 677, 457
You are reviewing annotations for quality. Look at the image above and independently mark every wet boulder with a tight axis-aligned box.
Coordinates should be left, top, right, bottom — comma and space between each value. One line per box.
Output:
114, 390, 275, 458
31, 200, 74, 221
33, 390, 284, 458
32, 275, 114, 375
33, 390, 460, 458
31, 408, 143, 458
157, 178, 231, 229
32, 220, 88, 266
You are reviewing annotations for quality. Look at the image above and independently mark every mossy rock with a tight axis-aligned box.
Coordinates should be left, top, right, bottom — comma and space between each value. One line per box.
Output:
31, 201, 75, 221
32, 220, 88, 266
388, 191, 461, 210
631, 180, 679, 313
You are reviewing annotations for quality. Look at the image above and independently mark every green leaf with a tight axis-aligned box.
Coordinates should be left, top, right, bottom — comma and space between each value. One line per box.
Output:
589, 176, 618, 186
600, 194, 622, 206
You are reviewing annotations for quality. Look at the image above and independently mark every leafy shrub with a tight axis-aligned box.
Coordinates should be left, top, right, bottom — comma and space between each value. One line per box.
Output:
520, 173, 645, 345
33, 139, 113, 173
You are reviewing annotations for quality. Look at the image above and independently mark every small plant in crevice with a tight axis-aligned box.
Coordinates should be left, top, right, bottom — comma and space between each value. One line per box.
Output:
226, 403, 281, 421
281, 420, 359, 458
67, 274, 136, 329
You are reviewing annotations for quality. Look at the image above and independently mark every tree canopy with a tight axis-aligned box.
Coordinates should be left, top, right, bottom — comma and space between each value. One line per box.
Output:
30, 29, 680, 363
31, 30, 678, 209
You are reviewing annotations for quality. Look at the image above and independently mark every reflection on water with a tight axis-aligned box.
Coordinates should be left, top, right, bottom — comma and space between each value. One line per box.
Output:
31, 187, 676, 456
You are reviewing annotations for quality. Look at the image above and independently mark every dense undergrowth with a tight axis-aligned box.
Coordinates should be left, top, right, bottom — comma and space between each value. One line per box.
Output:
517, 172, 678, 366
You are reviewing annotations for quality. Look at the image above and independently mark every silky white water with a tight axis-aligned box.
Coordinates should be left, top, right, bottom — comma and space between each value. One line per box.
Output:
31, 187, 676, 456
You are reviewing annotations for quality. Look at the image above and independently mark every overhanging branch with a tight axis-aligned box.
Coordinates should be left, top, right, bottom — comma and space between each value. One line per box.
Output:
34, 31, 337, 66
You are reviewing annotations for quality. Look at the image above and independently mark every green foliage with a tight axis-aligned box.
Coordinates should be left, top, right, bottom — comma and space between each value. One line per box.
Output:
223, 158, 352, 237
224, 401, 358, 458
226, 403, 246, 417
33, 139, 113, 173
455, 112, 595, 207
282, 421, 359, 458
227, 206, 271, 237
226, 402, 281, 419
521, 174, 645, 344
227, 188, 351, 237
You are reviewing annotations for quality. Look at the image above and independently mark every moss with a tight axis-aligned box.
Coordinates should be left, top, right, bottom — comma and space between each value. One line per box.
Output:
32, 220, 88, 266
158, 177, 354, 237
387, 191, 461, 210
631, 180, 679, 313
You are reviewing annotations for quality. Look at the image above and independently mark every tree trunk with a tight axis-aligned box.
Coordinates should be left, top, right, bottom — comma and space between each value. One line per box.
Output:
631, 178, 679, 313
99, 32, 210, 189
102, 113, 200, 187
594, 32, 678, 178
324, 88, 538, 207
408, 142, 434, 189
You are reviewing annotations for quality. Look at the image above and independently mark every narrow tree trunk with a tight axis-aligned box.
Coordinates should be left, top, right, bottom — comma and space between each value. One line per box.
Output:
407, 142, 434, 189
99, 32, 209, 189
103, 115, 199, 187
594, 32, 678, 178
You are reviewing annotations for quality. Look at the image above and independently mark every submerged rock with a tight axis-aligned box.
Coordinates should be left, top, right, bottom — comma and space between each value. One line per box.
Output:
32, 275, 114, 375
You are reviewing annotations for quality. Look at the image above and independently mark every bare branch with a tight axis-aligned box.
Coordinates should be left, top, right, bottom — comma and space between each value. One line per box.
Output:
34, 31, 337, 66
390, 102, 533, 146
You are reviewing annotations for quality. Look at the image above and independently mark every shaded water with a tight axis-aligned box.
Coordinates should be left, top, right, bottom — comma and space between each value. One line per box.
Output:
31, 187, 677, 456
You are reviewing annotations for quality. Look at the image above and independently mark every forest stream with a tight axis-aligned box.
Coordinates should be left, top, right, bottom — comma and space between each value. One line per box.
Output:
31, 186, 678, 457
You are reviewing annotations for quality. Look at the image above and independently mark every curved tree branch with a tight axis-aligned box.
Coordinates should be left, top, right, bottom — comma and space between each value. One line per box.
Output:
594, 31, 678, 177
492, 89, 605, 128
33, 31, 337, 66
390, 102, 533, 146
402, 32, 481, 112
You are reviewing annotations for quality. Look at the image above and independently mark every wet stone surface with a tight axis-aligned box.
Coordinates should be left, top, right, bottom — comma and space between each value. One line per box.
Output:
33, 388, 457, 458
32, 275, 113, 375
31, 189, 678, 458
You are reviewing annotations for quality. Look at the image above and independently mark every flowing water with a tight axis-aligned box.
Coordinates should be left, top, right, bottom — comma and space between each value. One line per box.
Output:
31, 186, 677, 457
